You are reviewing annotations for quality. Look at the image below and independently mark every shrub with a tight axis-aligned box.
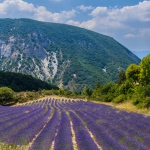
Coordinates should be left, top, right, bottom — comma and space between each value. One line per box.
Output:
18, 97, 28, 103
64, 90, 71, 96
0, 87, 15, 105
143, 85, 150, 97
136, 102, 144, 109
143, 97, 150, 109
134, 85, 145, 98
127, 88, 135, 98
59, 89, 65, 95
52, 89, 59, 95
86, 87, 93, 97
132, 98, 141, 106
71, 93, 76, 96
102, 94, 114, 102
117, 79, 134, 95
101, 83, 113, 95
44, 90, 53, 95
28, 94, 34, 100
113, 94, 126, 103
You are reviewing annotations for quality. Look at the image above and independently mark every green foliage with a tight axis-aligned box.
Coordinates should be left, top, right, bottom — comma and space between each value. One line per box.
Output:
116, 79, 134, 95
127, 88, 135, 98
0, 71, 59, 92
101, 82, 114, 95
113, 94, 126, 103
132, 97, 141, 106
132, 96, 150, 109
102, 94, 114, 102
58, 89, 65, 95
133, 85, 145, 98
86, 87, 93, 97
42, 90, 53, 95
85, 54, 150, 109
0, 87, 15, 105
143, 85, 150, 97
64, 90, 72, 96
51, 89, 59, 95
22, 53, 26, 59
139, 54, 150, 85
95, 81, 101, 90
117, 70, 126, 85
71, 93, 77, 96
126, 64, 141, 82
143, 97, 150, 109
16, 54, 21, 62
33, 55, 42, 69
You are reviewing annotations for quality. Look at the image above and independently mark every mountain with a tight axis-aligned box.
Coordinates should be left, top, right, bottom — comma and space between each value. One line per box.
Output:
0, 18, 140, 92
0, 71, 59, 92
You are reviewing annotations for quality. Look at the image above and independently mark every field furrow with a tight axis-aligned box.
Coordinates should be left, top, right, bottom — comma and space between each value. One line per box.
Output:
0, 98, 150, 150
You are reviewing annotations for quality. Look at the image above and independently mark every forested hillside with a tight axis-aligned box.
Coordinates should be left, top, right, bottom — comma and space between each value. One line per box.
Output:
0, 71, 58, 92
0, 18, 140, 91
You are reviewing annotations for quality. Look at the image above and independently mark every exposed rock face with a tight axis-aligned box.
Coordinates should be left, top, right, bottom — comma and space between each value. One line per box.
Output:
0, 40, 12, 57
24, 47, 46, 60
0, 33, 63, 82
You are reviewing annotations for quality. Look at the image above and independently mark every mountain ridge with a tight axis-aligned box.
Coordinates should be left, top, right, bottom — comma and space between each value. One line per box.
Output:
0, 18, 140, 91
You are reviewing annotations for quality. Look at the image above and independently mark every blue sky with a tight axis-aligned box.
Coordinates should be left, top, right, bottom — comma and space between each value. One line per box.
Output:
0, 0, 150, 59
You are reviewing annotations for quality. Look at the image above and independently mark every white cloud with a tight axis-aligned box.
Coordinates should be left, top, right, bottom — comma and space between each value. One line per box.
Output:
0, 0, 77, 22
67, 19, 96, 30
76, 5, 94, 12
67, 20, 80, 26
68, 1, 150, 37
34, 7, 77, 22
90, 6, 107, 16
124, 34, 136, 38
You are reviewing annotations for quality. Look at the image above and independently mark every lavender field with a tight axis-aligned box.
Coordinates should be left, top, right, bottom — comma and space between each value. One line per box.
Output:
0, 98, 150, 150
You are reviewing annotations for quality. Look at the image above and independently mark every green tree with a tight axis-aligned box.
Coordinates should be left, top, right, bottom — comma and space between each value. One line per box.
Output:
0, 87, 15, 105
139, 54, 150, 85
58, 89, 65, 95
95, 81, 101, 90
126, 64, 141, 83
86, 87, 93, 97
116, 79, 134, 95
117, 70, 126, 85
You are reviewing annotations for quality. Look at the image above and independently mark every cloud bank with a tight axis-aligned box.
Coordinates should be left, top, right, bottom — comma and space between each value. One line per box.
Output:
0, 0, 77, 22
68, 1, 150, 37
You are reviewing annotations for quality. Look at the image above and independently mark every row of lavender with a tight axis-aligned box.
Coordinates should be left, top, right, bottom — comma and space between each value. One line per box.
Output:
0, 99, 52, 145
59, 100, 150, 150
1, 98, 150, 150
0, 99, 76, 150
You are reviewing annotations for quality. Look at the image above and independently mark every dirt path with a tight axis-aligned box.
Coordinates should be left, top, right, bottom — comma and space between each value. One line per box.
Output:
70, 121, 78, 150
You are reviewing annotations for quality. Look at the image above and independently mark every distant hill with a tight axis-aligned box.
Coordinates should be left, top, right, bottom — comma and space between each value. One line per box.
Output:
0, 71, 59, 92
0, 18, 140, 91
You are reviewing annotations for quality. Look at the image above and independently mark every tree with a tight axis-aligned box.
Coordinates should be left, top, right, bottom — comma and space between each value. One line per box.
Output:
139, 54, 150, 85
126, 64, 141, 83
116, 70, 126, 85
58, 89, 65, 95
0, 87, 15, 105
95, 81, 101, 90
117, 79, 134, 95
86, 87, 93, 97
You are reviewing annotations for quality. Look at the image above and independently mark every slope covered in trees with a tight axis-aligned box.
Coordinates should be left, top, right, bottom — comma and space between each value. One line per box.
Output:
0, 18, 140, 91
0, 71, 58, 92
